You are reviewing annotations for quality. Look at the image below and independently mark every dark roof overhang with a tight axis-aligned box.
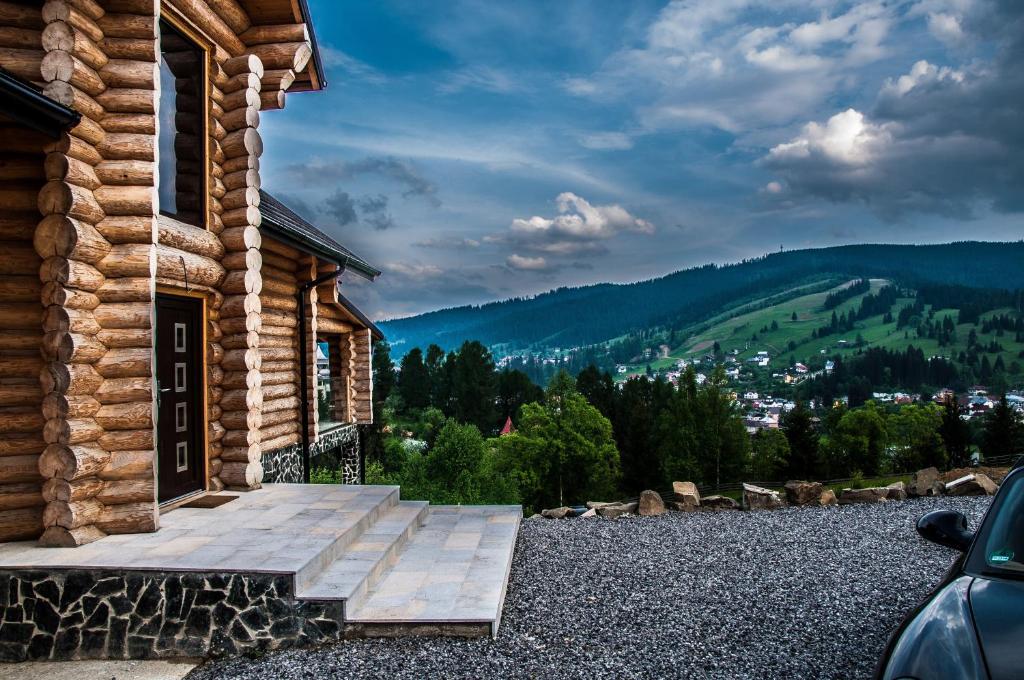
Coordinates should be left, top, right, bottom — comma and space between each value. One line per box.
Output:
293, 0, 326, 92
0, 68, 81, 138
337, 292, 384, 341
258, 190, 381, 280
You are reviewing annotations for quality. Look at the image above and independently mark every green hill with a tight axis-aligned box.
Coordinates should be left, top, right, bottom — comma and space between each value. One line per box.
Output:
379, 241, 1024, 358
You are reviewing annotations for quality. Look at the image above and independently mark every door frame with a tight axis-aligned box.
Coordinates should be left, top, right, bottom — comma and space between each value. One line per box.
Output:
155, 286, 210, 505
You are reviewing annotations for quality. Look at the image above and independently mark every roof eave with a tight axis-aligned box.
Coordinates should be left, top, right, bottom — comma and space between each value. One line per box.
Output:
258, 220, 381, 280
0, 69, 81, 137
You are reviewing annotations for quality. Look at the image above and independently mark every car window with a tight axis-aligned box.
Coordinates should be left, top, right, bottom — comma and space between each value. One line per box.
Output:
967, 470, 1024, 577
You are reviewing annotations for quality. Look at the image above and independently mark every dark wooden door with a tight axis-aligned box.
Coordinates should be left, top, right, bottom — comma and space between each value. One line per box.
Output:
156, 294, 204, 503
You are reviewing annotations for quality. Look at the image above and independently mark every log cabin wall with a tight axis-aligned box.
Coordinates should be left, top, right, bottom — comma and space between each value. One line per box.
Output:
0, 112, 48, 541
0, 0, 318, 545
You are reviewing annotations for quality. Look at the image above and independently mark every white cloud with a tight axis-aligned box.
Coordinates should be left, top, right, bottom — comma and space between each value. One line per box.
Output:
319, 46, 387, 84
382, 262, 444, 279
511, 192, 654, 240
578, 131, 634, 150
438, 65, 521, 94
767, 109, 892, 166
927, 13, 964, 45
881, 59, 963, 98
763, 181, 784, 194
506, 254, 548, 271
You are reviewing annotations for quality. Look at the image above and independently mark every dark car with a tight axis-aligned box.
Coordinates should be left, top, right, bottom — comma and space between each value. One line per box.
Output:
876, 464, 1024, 680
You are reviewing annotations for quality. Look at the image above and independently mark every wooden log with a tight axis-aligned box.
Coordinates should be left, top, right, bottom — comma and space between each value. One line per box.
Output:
96, 214, 154, 243
220, 269, 261, 295
219, 408, 259, 431
0, 45, 42, 82
221, 153, 258, 174
43, 497, 103, 529
42, 1, 103, 42
96, 477, 152, 504
42, 330, 106, 363
43, 83, 104, 131
0, 507, 44, 542
219, 460, 260, 488
220, 443, 259, 463
95, 159, 153, 185
42, 20, 107, 70
99, 57, 154, 88
260, 433, 298, 453
251, 41, 310, 72
241, 23, 308, 46
93, 301, 150, 329
40, 256, 105, 291
94, 184, 153, 216
222, 86, 260, 111
0, 455, 43, 483
97, 131, 153, 160
0, 354, 43, 379
40, 361, 103, 396
98, 428, 151, 451
94, 347, 150, 379
43, 415, 102, 445
164, 0, 244, 54
262, 395, 299, 414
97, 327, 150, 348
0, 407, 44, 434
157, 217, 224, 258
96, 243, 152, 277
37, 180, 104, 224
95, 12, 153, 40
41, 476, 102, 502
40, 49, 105, 95
220, 105, 259, 132
39, 443, 109, 481
43, 306, 100, 335
155, 244, 225, 288
0, 1, 44, 30
220, 225, 261, 251
34, 214, 110, 263
262, 68, 294, 92
0, 482, 45, 510
0, 385, 42, 407
221, 127, 262, 159
94, 376, 151, 404
219, 330, 258, 350
98, 449, 152, 481
95, 500, 156, 534
101, 113, 153, 136
0, 244, 39, 276
0, 214, 37, 241
44, 152, 101, 190
42, 393, 100, 420
0, 25, 42, 50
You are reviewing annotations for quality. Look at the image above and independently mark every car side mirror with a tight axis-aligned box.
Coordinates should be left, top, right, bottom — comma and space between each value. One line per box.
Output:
917, 510, 974, 552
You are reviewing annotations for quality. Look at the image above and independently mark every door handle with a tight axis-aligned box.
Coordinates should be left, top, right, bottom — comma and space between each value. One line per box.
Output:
160, 388, 172, 392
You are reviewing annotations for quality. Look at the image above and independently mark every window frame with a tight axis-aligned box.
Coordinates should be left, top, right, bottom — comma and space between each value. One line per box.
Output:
157, 8, 211, 231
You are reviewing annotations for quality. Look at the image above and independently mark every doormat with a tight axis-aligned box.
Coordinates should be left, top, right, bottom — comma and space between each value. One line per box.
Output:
181, 494, 239, 509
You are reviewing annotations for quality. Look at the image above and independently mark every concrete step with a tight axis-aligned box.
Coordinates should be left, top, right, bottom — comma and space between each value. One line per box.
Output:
343, 505, 521, 638
293, 485, 401, 593
296, 500, 430, 610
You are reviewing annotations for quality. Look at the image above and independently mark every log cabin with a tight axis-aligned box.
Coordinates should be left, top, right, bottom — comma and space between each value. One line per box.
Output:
0, 0, 382, 547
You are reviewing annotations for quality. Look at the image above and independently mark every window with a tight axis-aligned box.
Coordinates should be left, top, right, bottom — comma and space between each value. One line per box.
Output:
317, 337, 350, 428
158, 20, 205, 226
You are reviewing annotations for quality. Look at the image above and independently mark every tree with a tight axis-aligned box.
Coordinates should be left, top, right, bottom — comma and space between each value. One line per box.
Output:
365, 342, 398, 467
424, 420, 487, 503
613, 376, 662, 493
980, 395, 1024, 460
887, 403, 945, 471
939, 395, 972, 468
494, 372, 619, 510
576, 365, 615, 418
831, 402, 887, 476
751, 428, 790, 481
424, 343, 447, 408
496, 368, 542, 421
693, 366, 749, 488
450, 341, 498, 433
782, 401, 818, 479
397, 347, 431, 410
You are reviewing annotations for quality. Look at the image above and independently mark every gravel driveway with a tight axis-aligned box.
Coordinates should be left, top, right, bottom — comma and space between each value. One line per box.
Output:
188, 496, 991, 680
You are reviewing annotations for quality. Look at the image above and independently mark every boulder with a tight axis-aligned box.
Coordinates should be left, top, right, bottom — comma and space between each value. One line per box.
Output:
580, 508, 598, 518
596, 502, 638, 519
528, 513, 543, 520
638, 490, 667, 516
586, 501, 614, 510
930, 480, 946, 496
819, 489, 838, 506
672, 481, 701, 510
908, 467, 940, 497
784, 480, 824, 506
885, 481, 908, 501
741, 483, 785, 510
837, 487, 889, 504
702, 495, 740, 510
541, 506, 575, 519
945, 473, 999, 497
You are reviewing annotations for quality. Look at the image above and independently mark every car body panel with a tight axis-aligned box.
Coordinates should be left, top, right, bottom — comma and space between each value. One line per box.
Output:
880, 576, 988, 680
969, 576, 1024, 680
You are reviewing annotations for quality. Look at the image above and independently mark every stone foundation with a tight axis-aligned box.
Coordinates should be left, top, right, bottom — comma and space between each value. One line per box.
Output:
263, 425, 361, 485
0, 569, 343, 662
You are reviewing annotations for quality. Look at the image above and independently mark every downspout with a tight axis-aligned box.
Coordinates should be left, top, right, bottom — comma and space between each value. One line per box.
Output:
297, 269, 342, 483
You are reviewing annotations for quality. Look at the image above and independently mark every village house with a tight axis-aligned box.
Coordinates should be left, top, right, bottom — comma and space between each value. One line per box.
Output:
0, 0, 520, 661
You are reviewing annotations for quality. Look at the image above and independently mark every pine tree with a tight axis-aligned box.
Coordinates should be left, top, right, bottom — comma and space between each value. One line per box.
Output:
939, 395, 971, 468
397, 347, 431, 410
782, 401, 818, 479
981, 395, 1024, 460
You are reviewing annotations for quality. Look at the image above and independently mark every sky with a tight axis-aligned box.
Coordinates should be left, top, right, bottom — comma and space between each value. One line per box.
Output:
257, 0, 1024, 320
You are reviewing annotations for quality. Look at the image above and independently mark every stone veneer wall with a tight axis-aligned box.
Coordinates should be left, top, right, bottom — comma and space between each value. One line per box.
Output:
262, 424, 361, 485
0, 569, 343, 661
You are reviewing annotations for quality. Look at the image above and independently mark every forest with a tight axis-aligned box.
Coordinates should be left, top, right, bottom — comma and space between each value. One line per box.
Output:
355, 340, 1024, 513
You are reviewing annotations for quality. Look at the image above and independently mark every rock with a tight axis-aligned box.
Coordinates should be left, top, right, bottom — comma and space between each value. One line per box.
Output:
580, 508, 598, 518
945, 473, 999, 496
818, 489, 838, 506
741, 483, 785, 510
672, 481, 701, 510
670, 501, 701, 512
837, 487, 889, 504
586, 501, 613, 510
541, 506, 575, 519
784, 480, 824, 506
908, 467, 940, 497
930, 480, 946, 496
595, 502, 638, 519
702, 495, 740, 510
884, 481, 908, 501
638, 490, 667, 516
528, 513, 543, 520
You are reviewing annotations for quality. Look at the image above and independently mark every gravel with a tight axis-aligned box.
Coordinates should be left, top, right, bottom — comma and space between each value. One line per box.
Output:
188, 496, 992, 680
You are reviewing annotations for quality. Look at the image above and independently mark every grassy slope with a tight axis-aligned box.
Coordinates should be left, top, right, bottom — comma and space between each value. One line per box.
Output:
620, 278, 1024, 378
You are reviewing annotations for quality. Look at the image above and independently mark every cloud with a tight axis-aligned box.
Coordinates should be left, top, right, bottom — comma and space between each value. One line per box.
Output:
320, 46, 387, 84
506, 254, 549, 271
761, 0, 1024, 219
286, 157, 440, 207
438, 65, 521, 94
356, 194, 394, 230
491, 192, 654, 257
322, 189, 358, 226
414, 237, 481, 250
578, 131, 634, 150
